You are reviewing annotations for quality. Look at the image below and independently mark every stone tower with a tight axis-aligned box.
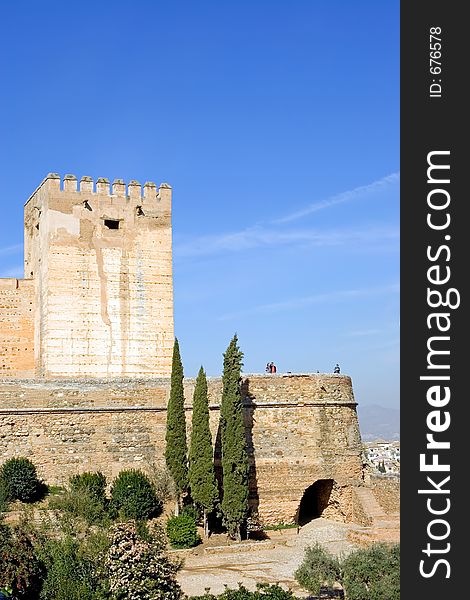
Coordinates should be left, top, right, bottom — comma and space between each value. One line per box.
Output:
15, 173, 174, 377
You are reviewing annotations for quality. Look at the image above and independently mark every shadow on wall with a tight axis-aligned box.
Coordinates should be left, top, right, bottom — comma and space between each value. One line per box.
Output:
241, 378, 260, 522
297, 479, 334, 526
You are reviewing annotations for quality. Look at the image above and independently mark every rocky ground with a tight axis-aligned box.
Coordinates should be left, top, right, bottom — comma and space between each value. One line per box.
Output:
175, 518, 364, 597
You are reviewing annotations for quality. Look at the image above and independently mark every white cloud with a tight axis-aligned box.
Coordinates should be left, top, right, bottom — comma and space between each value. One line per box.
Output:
174, 172, 399, 260
273, 172, 400, 224
174, 225, 399, 259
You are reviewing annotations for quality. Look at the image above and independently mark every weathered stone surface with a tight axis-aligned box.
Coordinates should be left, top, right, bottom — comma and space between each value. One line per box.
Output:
0, 373, 363, 525
0, 279, 34, 377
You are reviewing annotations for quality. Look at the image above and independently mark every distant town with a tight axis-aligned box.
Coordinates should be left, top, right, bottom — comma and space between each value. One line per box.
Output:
364, 441, 400, 475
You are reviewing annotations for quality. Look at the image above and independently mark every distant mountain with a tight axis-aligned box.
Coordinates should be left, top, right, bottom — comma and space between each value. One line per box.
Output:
357, 403, 400, 442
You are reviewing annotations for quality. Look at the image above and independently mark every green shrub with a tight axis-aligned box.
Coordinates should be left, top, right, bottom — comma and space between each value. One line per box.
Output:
51, 472, 110, 525
294, 543, 341, 595
181, 503, 200, 522
0, 478, 9, 515
0, 457, 44, 503
166, 512, 200, 549
38, 530, 110, 600
69, 471, 106, 502
110, 469, 161, 520
49, 487, 109, 526
342, 543, 400, 600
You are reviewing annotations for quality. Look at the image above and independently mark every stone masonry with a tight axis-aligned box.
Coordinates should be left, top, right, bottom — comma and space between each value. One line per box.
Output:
0, 373, 362, 525
0, 174, 365, 525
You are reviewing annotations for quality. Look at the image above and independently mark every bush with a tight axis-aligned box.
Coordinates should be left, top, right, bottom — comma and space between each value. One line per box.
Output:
181, 503, 200, 522
110, 469, 161, 520
0, 478, 9, 515
342, 543, 400, 600
0, 457, 44, 503
0, 522, 45, 598
294, 543, 341, 595
103, 521, 182, 600
166, 512, 200, 549
69, 472, 106, 503
49, 487, 109, 526
38, 530, 110, 600
50, 472, 110, 525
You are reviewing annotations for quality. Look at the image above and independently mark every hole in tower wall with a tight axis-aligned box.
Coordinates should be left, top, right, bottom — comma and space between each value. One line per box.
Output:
297, 479, 334, 526
104, 219, 120, 229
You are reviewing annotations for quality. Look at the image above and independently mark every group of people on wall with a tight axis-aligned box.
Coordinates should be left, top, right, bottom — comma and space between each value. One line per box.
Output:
265, 362, 341, 374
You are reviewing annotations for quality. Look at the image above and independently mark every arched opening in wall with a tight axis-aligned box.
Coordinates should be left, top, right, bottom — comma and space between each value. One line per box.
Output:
297, 479, 334, 526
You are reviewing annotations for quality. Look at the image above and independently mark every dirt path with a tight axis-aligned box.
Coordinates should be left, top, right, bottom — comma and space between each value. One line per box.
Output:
176, 518, 362, 596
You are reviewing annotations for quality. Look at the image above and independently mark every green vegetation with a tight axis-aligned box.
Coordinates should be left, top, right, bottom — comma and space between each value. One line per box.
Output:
0, 477, 9, 515
0, 522, 44, 599
110, 469, 161, 520
294, 543, 341, 595
147, 464, 177, 505
165, 338, 189, 510
294, 542, 400, 600
263, 523, 298, 531
188, 366, 219, 537
49, 486, 109, 527
166, 512, 200, 549
48, 472, 109, 525
0, 453, 400, 600
38, 530, 109, 600
0, 457, 44, 503
69, 471, 106, 503
220, 334, 249, 541
342, 543, 400, 600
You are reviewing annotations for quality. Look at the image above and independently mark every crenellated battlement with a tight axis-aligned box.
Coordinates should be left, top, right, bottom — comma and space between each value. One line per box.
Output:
26, 173, 172, 207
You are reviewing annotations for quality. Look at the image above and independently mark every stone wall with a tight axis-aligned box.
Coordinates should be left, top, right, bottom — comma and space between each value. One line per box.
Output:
0, 373, 363, 525
0, 279, 35, 377
369, 474, 400, 514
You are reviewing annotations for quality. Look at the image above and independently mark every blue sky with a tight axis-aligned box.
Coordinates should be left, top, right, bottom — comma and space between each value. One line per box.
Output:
0, 1, 399, 408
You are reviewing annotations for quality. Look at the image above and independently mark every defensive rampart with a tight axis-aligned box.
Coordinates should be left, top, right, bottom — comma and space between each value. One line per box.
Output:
0, 373, 363, 525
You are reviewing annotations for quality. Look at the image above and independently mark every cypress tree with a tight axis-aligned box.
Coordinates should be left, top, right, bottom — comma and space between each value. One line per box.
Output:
188, 366, 219, 537
165, 338, 188, 512
220, 334, 249, 541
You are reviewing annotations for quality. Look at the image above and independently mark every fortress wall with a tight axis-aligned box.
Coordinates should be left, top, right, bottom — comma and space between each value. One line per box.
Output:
369, 474, 400, 514
0, 279, 35, 377
0, 374, 363, 524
